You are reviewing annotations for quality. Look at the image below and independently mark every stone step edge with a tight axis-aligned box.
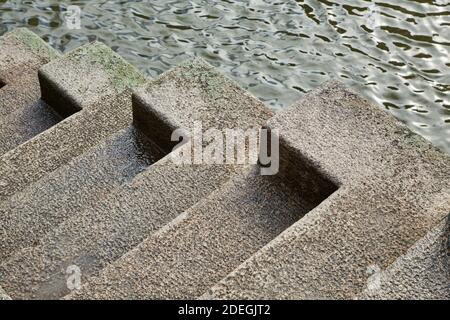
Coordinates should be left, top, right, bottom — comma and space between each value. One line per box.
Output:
0, 28, 60, 83
38, 41, 147, 118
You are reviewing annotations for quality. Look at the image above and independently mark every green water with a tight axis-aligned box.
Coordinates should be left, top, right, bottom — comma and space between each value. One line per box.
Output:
1, 0, 449, 152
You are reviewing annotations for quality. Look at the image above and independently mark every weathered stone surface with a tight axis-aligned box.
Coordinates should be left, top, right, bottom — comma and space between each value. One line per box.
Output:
0, 29, 448, 300
0, 127, 165, 262
0, 286, 11, 300
359, 217, 449, 300
0, 42, 146, 201
68, 164, 336, 299
0, 28, 59, 83
0, 164, 239, 299
0, 100, 62, 156
0, 29, 61, 155
0, 59, 272, 300
133, 59, 273, 151
39, 42, 147, 117
205, 81, 449, 299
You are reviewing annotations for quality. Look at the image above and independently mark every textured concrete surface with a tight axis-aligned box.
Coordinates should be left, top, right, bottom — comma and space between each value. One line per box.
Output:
0, 164, 238, 299
0, 69, 42, 119
359, 216, 449, 300
205, 82, 450, 299
68, 164, 335, 299
0, 100, 62, 155
0, 42, 145, 202
0, 59, 272, 300
132, 59, 273, 152
0, 286, 11, 300
0, 30, 448, 300
39, 42, 146, 117
0, 28, 59, 84
0, 29, 61, 155
0, 127, 165, 261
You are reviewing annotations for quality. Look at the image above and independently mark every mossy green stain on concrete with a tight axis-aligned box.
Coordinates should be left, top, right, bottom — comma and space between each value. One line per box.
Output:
70, 42, 147, 91
161, 58, 245, 103
4, 28, 60, 60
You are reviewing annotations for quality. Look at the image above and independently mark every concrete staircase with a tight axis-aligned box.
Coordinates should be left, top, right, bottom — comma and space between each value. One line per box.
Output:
0, 29, 448, 300
358, 217, 449, 300
68, 164, 335, 299
0, 29, 61, 156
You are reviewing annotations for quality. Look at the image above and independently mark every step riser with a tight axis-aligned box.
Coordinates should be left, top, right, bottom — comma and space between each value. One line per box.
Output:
132, 93, 179, 154
0, 164, 239, 299
359, 215, 449, 300
0, 42, 147, 202
69, 164, 336, 299
0, 127, 165, 262
0, 71, 41, 118
0, 29, 61, 156
0, 100, 63, 156
0, 59, 272, 300
1, 29, 448, 300
38, 69, 81, 118
206, 82, 450, 299
0, 28, 59, 84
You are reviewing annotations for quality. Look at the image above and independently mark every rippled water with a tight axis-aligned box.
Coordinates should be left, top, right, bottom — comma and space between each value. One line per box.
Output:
1, 0, 449, 152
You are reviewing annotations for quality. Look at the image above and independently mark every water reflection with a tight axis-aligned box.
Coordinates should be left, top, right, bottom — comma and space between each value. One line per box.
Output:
0, 0, 449, 152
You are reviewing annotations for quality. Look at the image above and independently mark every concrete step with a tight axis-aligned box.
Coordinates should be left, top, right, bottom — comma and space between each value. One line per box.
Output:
0, 163, 237, 299
0, 69, 44, 119
0, 29, 61, 154
1, 29, 448, 300
0, 28, 59, 86
68, 161, 337, 299
0, 286, 11, 300
0, 59, 272, 300
0, 99, 63, 156
0, 126, 165, 261
358, 216, 449, 300
0, 41, 147, 202
204, 82, 450, 299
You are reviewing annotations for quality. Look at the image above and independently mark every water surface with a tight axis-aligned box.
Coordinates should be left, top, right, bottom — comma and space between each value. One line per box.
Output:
1, 0, 449, 152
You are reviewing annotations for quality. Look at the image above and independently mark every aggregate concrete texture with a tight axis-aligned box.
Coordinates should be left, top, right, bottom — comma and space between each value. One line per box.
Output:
0, 29, 448, 300
206, 82, 449, 299
0, 28, 59, 84
0, 127, 165, 262
0, 59, 273, 300
68, 164, 335, 299
0, 29, 61, 155
359, 216, 449, 300
0, 41, 146, 201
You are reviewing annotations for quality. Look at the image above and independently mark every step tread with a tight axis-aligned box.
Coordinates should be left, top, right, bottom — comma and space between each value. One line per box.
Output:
0, 99, 62, 156
0, 42, 147, 201
0, 71, 42, 118
0, 28, 59, 83
0, 126, 164, 261
358, 217, 449, 300
0, 30, 60, 136
69, 167, 320, 299
205, 82, 450, 299
0, 59, 271, 300
0, 163, 238, 299
1, 29, 448, 300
